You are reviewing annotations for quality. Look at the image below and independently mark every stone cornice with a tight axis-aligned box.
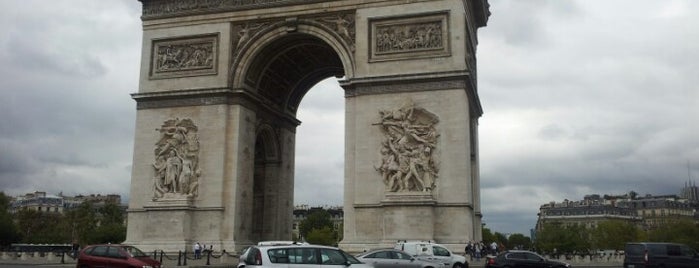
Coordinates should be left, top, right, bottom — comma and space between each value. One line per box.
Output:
472, 0, 491, 28
354, 202, 473, 208
131, 88, 301, 127
139, 0, 340, 20
340, 71, 483, 117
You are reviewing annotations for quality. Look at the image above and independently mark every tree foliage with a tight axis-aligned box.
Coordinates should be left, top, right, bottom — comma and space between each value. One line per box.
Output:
298, 209, 334, 239
0, 193, 20, 248
507, 233, 532, 250
305, 226, 337, 246
298, 209, 341, 245
535, 222, 591, 254
481, 227, 495, 244
647, 219, 699, 249
591, 220, 641, 250
5, 200, 126, 247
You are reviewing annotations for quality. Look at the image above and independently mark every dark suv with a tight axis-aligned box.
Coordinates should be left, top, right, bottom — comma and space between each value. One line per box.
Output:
485, 250, 571, 268
624, 242, 699, 268
76, 244, 161, 268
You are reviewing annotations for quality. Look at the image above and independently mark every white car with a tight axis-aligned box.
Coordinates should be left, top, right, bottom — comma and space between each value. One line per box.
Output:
395, 241, 468, 268
238, 243, 372, 268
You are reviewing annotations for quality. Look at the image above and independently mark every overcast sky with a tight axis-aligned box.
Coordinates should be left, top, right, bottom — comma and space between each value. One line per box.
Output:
1, 1, 697, 236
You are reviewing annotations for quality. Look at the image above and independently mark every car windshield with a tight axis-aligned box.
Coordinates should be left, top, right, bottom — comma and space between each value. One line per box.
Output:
122, 246, 148, 257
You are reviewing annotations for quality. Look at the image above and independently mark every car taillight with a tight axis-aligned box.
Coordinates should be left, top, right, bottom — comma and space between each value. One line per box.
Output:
644, 249, 648, 264
488, 258, 495, 265
255, 250, 262, 265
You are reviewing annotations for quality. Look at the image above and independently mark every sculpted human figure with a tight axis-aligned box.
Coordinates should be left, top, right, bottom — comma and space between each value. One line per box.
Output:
236, 23, 263, 49
375, 98, 439, 193
323, 15, 353, 44
404, 148, 426, 191
179, 157, 193, 194
153, 118, 201, 199
164, 150, 182, 193
153, 155, 167, 197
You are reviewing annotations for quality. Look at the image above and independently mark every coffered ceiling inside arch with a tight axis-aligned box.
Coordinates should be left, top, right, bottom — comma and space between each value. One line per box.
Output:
245, 33, 344, 114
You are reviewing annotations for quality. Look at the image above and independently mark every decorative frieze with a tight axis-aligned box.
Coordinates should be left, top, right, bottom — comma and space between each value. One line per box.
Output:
152, 118, 202, 200
370, 12, 450, 62
141, 0, 333, 20
150, 34, 218, 79
375, 98, 440, 193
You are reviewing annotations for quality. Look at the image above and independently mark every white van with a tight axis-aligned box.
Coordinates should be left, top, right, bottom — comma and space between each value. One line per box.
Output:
395, 241, 468, 268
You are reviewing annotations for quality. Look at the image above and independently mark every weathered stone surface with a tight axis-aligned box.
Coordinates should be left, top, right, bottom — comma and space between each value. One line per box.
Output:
126, 0, 489, 253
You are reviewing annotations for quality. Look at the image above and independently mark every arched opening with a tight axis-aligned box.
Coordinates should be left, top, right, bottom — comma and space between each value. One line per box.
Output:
245, 31, 347, 242
243, 33, 345, 114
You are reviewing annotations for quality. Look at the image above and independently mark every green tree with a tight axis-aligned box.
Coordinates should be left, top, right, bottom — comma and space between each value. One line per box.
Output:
481, 226, 495, 244
305, 226, 336, 246
64, 202, 97, 245
535, 222, 591, 255
298, 209, 334, 240
0, 192, 20, 248
14, 209, 69, 243
507, 233, 532, 250
91, 202, 126, 244
494, 232, 508, 249
648, 219, 699, 249
591, 220, 640, 250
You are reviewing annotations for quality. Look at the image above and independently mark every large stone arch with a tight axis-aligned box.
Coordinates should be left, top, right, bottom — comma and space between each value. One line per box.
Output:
126, 0, 490, 253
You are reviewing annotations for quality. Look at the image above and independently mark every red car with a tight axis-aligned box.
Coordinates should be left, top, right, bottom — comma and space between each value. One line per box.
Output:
76, 244, 161, 268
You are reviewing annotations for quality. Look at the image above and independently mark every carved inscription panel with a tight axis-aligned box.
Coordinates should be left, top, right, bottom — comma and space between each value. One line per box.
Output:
150, 34, 218, 79
370, 12, 450, 62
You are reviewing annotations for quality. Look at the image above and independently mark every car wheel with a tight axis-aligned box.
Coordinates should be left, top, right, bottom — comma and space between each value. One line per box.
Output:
452, 263, 464, 268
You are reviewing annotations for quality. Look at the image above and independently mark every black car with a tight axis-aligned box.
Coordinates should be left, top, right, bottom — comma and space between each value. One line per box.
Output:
624, 242, 699, 268
485, 250, 571, 268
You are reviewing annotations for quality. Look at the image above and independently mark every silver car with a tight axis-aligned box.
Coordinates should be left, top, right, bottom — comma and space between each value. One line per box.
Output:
357, 248, 446, 268
239, 243, 372, 268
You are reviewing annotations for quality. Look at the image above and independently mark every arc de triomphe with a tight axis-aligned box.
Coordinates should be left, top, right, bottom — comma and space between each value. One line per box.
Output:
126, 0, 490, 253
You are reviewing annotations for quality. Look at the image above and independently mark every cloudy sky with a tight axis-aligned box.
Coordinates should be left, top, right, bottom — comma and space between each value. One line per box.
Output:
1, 1, 697, 236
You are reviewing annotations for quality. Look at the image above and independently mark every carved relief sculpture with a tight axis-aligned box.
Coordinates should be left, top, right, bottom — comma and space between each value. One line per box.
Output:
318, 13, 356, 51
153, 118, 201, 199
150, 34, 218, 79
375, 99, 439, 193
370, 12, 450, 62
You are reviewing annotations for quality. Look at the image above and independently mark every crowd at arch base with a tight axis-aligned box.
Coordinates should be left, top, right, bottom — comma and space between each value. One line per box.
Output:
464, 241, 505, 262
192, 242, 214, 259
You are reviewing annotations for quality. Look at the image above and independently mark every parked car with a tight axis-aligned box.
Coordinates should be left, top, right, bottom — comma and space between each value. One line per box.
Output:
357, 248, 446, 268
238, 243, 372, 268
624, 242, 699, 268
76, 244, 161, 268
395, 241, 468, 268
238, 241, 309, 268
485, 250, 570, 268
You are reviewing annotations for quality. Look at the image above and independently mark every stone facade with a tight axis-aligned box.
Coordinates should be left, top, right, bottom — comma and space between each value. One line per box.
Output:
126, 0, 490, 253
536, 192, 698, 232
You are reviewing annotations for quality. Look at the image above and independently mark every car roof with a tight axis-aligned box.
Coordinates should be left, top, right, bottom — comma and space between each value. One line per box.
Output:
257, 241, 308, 246
358, 248, 402, 254
85, 244, 131, 247
255, 244, 339, 250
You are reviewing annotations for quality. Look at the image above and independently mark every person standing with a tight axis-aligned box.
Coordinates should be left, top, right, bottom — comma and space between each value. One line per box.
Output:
193, 242, 201, 259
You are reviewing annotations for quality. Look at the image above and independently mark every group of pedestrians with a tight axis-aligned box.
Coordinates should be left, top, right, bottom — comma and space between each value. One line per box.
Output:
464, 241, 502, 262
192, 242, 213, 259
